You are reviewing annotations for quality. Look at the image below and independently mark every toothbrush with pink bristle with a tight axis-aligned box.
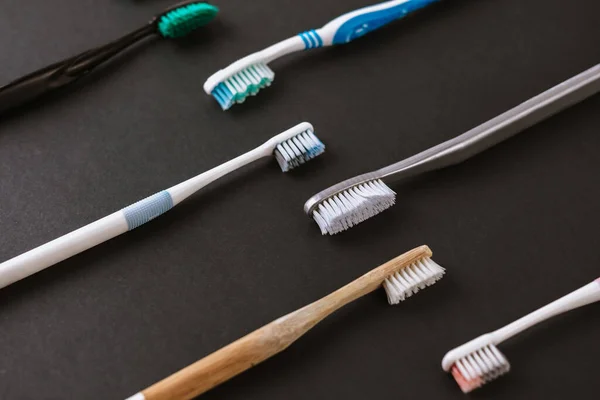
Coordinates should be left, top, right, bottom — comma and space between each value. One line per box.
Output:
442, 278, 600, 393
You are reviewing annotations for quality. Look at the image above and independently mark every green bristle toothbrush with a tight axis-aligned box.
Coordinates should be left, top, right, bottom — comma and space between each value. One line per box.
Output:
0, 1, 219, 115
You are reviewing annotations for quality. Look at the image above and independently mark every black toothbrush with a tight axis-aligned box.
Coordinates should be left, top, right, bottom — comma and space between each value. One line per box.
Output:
0, 1, 218, 115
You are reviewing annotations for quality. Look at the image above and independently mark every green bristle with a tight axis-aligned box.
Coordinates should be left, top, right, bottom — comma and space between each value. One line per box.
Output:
157, 3, 218, 39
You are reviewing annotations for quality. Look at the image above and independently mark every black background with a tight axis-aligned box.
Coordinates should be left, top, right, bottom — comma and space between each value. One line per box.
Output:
1, 0, 599, 399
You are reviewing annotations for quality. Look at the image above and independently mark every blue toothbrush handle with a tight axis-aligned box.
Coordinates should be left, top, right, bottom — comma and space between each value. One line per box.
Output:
297, 0, 439, 49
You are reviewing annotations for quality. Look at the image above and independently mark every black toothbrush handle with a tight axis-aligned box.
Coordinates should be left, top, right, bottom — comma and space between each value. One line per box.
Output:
0, 23, 157, 115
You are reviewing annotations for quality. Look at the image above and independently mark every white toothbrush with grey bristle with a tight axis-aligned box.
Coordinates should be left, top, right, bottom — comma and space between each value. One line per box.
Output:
304, 63, 600, 235
442, 278, 600, 393
0, 122, 324, 289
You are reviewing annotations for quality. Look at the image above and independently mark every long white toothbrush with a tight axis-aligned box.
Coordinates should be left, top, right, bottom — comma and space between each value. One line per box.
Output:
0, 122, 324, 289
204, 0, 439, 110
442, 278, 600, 393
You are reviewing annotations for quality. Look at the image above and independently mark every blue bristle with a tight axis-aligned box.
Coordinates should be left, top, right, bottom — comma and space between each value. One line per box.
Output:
210, 63, 274, 110
274, 129, 325, 172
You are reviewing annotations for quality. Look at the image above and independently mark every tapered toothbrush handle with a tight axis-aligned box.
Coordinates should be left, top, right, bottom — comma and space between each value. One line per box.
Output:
303, 0, 438, 49
134, 325, 287, 400
0, 24, 156, 115
0, 190, 174, 289
0, 142, 273, 289
128, 303, 330, 400
493, 280, 600, 343
378, 62, 600, 182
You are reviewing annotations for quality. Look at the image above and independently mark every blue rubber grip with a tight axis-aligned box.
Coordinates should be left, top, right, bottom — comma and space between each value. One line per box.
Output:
298, 29, 324, 50
332, 0, 439, 45
122, 191, 174, 231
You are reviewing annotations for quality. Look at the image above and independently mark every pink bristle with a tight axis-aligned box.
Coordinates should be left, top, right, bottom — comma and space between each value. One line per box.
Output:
451, 365, 482, 393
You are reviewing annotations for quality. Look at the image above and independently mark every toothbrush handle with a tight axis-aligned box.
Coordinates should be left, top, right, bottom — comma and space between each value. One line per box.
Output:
0, 190, 173, 289
127, 299, 330, 399
0, 24, 155, 115
302, 0, 438, 49
494, 280, 600, 343
0, 144, 271, 289
378, 62, 600, 182
130, 322, 295, 400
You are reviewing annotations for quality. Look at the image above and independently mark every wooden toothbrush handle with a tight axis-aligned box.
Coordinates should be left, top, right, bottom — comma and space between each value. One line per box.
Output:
141, 319, 308, 400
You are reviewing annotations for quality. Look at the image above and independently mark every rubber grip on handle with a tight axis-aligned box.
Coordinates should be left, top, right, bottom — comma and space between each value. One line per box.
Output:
331, 0, 439, 44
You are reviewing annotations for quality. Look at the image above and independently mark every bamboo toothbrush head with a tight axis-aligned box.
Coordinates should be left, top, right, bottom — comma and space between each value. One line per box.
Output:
326, 245, 445, 308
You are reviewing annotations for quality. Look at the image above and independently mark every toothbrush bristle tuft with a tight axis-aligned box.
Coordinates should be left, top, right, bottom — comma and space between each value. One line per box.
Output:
157, 3, 218, 39
383, 257, 445, 304
312, 179, 396, 235
451, 344, 510, 393
275, 128, 325, 172
211, 63, 275, 110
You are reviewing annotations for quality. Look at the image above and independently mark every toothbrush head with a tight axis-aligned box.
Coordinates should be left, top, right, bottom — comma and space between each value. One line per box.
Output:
272, 122, 325, 172
156, 2, 219, 39
205, 61, 275, 111
442, 339, 511, 393
364, 245, 444, 304
383, 255, 445, 304
304, 177, 396, 235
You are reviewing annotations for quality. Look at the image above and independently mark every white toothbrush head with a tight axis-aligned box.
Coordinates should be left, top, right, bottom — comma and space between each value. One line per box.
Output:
269, 122, 325, 172
442, 336, 510, 393
383, 256, 445, 304
304, 178, 396, 235
204, 53, 275, 111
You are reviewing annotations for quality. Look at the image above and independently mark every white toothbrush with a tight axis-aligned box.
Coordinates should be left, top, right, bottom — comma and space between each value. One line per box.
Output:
442, 278, 600, 393
0, 122, 324, 289
204, 0, 439, 110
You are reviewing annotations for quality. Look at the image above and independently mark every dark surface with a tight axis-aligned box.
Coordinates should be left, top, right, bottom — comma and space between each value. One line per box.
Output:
1, 1, 599, 399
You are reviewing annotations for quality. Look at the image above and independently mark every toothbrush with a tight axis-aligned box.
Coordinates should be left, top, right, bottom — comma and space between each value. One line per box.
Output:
304, 62, 600, 235
0, 1, 218, 115
124, 245, 445, 400
442, 278, 600, 393
204, 0, 439, 110
0, 123, 324, 289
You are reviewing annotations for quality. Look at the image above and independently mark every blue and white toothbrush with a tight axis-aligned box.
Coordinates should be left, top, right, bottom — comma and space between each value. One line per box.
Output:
204, 0, 439, 110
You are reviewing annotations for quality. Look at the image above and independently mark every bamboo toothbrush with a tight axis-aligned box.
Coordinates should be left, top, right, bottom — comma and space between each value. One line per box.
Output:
442, 278, 600, 393
0, 1, 218, 115
0, 122, 324, 289
204, 0, 439, 110
125, 245, 445, 400
304, 62, 600, 235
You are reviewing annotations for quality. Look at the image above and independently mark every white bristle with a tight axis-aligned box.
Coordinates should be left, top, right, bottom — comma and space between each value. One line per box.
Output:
275, 129, 325, 172
211, 63, 275, 110
383, 257, 445, 304
312, 179, 396, 235
451, 344, 510, 393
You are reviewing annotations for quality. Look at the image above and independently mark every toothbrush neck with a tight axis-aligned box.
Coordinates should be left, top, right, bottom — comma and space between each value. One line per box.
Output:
167, 146, 269, 205
316, 273, 385, 316
260, 36, 306, 64
493, 281, 600, 343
